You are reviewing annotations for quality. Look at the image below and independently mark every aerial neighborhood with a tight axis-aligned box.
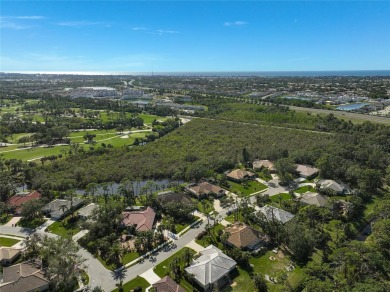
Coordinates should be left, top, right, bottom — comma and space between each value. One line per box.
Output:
0, 73, 389, 292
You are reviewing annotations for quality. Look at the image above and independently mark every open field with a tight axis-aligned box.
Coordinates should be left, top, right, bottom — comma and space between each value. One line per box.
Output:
289, 105, 390, 125
0, 131, 150, 160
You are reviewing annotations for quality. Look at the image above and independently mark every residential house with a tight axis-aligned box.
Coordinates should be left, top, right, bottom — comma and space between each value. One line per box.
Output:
121, 206, 156, 231
157, 191, 195, 207
0, 261, 49, 292
225, 222, 269, 251
187, 182, 227, 198
78, 203, 98, 220
296, 164, 319, 179
252, 160, 276, 173
152, 276, 185, 292
226, 169, 256, 183
258, 205, 295, 224
41, 198, 84, 221
0, 247, 21, 266
8, 191, 41, 215
185, 245, 237, 291
300, 192, 329, 207
316, 179, 350, 195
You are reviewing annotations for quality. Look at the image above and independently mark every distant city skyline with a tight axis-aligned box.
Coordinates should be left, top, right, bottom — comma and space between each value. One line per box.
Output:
1, 1, 389, 72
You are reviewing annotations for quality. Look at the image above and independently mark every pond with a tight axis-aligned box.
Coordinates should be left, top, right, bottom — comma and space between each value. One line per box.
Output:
336, 103, 369, 111
75, 179, 184, 196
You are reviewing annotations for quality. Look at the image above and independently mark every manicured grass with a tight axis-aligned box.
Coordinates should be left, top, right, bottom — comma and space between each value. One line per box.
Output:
227, 180, 267, 197
195, 224, 225, 249
270, 193, 293, 202
122, 251, 140, 265
138, 114, 169, 125
154, 247, 196, 277
80, 270, 89, 286
0, 237, 20, 247
112, 276, 150, 292
154, 247, 195, 292
231, 251, 305, 291
224, 212, 244, 224
1, 145, 70, 161
47, 217, 81, 239
295, 185, 315, 194
193, 198, 215, 214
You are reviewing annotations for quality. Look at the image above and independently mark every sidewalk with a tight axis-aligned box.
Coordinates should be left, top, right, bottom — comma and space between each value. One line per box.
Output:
4, 216, 22, 227
35, 219, 56, 233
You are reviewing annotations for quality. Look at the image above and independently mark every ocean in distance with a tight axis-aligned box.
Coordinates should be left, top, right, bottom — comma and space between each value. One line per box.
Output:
4, 70, 390, 77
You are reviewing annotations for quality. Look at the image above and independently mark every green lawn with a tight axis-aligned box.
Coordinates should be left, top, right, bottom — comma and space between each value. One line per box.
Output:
138, 114, 169, 125
269, 193, 294, 208
230, 251, 305, 291
295, 185, 315, 194
112, 276, 150, 292
227, 180, 267, 196
0, 237, 20, 247
224, 212, 244, 224
47, 217, 81, 239
154, 247, 196, 292
122, 251, 140, 265
195, 224, 225, 249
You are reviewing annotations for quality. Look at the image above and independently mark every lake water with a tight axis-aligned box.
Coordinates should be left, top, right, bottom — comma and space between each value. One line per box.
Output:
336, 103, 369, 111
75, 179, 184, 196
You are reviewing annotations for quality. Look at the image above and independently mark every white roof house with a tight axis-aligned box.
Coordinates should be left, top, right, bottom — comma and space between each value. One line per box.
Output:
300, 192, 329, 207
78, 203, 98, 219
296, 164, 319, 178
317, 179, 350, 195
185, 245, 237, 291
258, 205, 295, 224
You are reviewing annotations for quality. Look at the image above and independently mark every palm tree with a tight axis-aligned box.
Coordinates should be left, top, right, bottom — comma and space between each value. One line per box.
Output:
181, 248, 193, 267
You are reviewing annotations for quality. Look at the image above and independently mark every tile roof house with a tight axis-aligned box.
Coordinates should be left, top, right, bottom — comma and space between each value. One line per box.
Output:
0, 247, 21, 266
42, 198, 84, 221
157, 191, 195, 206
296, 165, 319, 178
300, 192, 329, 207
0, 261, 49, 292
8, 191, 41, 214
258, 205, 295, 224
252, 160, 276, 172
225, 222, 270, 251
121, 206, 156, 231
152, 276, 185, 292
77, 203, 98, 220
185, 245, 237, 291
187, 182, 227, 198
317, 179, 350, 195
226, 169, 256, 182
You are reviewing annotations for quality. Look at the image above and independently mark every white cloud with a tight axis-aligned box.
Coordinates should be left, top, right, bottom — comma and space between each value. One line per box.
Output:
14, 16, 45, 20
156, 29, 178, 34
132, 27, 148, 31
224, 21, 247, 27
56, 21, 105, 27
0, 16, 44, 30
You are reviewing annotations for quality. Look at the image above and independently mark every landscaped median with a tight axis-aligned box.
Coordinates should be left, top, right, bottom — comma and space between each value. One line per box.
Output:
0, 236, 20, 247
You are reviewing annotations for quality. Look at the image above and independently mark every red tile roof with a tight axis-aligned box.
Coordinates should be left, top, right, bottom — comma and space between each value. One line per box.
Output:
152, 276, 185, 292
8, 191, 41, 213
121, 207, 156, 231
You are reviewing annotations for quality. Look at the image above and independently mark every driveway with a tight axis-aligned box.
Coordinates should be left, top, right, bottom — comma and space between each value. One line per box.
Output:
139, 269, 161, 285
4, 216, 22, 227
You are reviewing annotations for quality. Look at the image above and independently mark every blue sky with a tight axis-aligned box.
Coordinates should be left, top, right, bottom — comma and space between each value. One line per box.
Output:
1, 1, 389, 72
